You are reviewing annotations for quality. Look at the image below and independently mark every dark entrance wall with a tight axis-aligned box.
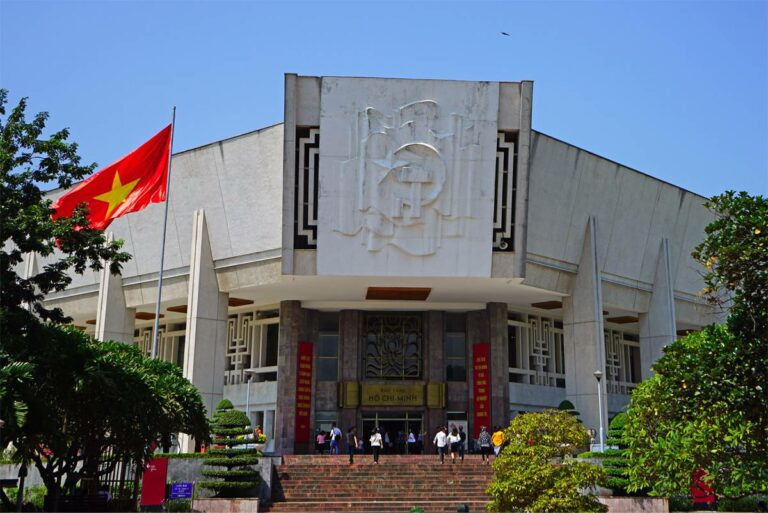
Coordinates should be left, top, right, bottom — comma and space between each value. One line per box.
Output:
274, 303, 510, 454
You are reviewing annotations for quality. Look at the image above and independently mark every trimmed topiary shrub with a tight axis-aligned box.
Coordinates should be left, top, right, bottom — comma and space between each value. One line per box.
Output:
557, 400, 582, 423
198, 400, 260, 497
582, 412, 636, 495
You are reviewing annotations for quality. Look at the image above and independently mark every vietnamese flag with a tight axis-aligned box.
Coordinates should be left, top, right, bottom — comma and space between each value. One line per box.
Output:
52, 125, 172, 230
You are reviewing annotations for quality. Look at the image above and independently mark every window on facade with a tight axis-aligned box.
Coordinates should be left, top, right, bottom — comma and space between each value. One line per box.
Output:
225, 309, 280, 385
317, 312, 339, 381
508, 313, 565, 388
604, 329, 641, 394
134, 323, 186, 366
315, 410, 337, 433
445, 313, 467, 381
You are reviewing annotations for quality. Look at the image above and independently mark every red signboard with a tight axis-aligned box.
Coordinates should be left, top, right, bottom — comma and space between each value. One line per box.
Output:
472, 343, 491, 438
140, 457, 168, 506
294, 341, 313, 444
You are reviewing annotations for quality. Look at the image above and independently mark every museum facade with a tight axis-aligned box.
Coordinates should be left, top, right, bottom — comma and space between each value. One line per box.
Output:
40, 75, 719, 453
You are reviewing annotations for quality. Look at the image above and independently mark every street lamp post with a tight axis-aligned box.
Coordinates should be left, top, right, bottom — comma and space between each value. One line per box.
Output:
594, 370, 605, 453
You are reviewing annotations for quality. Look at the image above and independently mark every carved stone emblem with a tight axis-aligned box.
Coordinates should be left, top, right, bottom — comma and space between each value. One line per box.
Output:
335, 100, 482, 256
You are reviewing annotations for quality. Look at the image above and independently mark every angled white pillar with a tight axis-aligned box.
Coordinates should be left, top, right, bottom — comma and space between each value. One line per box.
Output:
180, 209, 228, 452
95, 234, 135, 342
563, 216, 608, 436
21, 252, 38, 313
639, 238, 677, 379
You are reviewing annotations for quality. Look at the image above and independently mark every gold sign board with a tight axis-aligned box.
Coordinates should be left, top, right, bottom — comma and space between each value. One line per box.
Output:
361, 384, 424, 406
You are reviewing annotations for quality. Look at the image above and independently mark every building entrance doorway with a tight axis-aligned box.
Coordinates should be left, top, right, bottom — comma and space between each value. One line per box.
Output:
361, 412, 423, 454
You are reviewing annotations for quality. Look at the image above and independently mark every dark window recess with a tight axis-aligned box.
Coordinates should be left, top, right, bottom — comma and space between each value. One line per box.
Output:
445, 313, 467, 382
175, 336, 185, 368
508, 325, 517, 368
630, 346, 641, 383
264, 323, 279, 367
317, 312, 339, 381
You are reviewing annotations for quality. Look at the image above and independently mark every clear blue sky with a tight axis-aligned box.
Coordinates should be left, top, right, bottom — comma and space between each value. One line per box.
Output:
1, 0, 766, 196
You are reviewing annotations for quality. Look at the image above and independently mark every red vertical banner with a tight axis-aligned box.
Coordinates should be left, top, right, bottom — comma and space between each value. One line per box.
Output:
472, 343, 491, 439
140, 457, 168, 506
294, 341, 313, 444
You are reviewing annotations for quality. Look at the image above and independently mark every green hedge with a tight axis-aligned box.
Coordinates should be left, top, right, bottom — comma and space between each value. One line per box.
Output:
579, 448, 623, 458
208, 447, 259, 457
153, 452, 208, 459
197, 480, 259, 491
210, 427, 250, 436
213, 409, 250, 428
201, 469, 260, 479
204, 456, 260, 467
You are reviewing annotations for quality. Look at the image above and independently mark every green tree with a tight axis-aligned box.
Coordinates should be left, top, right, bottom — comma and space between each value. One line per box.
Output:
625, 192, 767, 499
486, 410, 606, 513
2, 325, 208, 501
200, 400, 260, 497
0, 88, 130, 332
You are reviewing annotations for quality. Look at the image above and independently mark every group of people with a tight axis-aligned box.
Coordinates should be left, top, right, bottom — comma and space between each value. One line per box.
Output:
314, 423, 509, 465
315, 423, 344, 454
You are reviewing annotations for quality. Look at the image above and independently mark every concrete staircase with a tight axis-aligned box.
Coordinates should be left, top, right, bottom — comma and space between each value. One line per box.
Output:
262, 454, 494, 513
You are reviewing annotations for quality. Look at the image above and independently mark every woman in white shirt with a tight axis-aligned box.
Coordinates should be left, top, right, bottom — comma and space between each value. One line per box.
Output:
370, 428, 383, 464
447, 427, 462, 464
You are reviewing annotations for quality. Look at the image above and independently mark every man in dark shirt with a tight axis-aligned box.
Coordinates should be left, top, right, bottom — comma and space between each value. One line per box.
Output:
346, 426, 358, 465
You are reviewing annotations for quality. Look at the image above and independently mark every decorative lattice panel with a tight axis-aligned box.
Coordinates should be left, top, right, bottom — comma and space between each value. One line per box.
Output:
493, 131, 517, 251
364, 314, 423, 379
294, 127, 320, 249
603, 329, 640, 395
225, 312, 255, 385
509, 314, 565, 388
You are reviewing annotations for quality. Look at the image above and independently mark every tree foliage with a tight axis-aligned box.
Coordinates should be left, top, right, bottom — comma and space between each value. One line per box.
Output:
0, 91, 209, 504
625, 192, 767, 499
0, 89, 130, 330
486, 410, 607, 513
1, 325, 209, 498
200, 401, 260, 497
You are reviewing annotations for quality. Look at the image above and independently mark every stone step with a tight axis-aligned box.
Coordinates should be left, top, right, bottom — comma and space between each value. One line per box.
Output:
282, 455, 490, 466
262, 500, 490, 513
267, 455, 493, 513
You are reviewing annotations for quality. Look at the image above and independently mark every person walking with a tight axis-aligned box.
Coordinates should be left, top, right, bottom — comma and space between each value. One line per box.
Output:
370, 427, 383, 464
447, 427, 461, 464
458, 425, 467, 463
407, 429, 416, 454
433, 426, 448, 464
329, 423, 342, 455
477, 426, 492, 464
492, 426, 506, 458
316, 430, 326, 454
346, 426, 358, 465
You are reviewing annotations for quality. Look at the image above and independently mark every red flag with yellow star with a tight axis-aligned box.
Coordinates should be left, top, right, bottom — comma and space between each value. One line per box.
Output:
52, 125, 172, 230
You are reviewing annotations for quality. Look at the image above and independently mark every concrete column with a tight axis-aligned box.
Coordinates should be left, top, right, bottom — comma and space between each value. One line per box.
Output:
274, 300, 304, 454
180, 210, 228, 452
426, 311, 445, 443
467, 309, 489, 436
95, 234, 135, 343
639, 239, 677, 379
488, 302, 510, 429
339, 310, 360, 432
563, 216, 607, 436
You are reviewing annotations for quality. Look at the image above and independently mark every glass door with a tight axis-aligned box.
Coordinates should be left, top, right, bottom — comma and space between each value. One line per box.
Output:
361, 412, 422, 454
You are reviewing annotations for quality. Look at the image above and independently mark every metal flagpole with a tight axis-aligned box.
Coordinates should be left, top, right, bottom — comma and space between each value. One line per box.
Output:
151, 107, 177, 359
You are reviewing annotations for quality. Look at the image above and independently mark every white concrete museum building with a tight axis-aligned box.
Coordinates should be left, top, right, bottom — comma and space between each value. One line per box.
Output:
40, 75, 719, 454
